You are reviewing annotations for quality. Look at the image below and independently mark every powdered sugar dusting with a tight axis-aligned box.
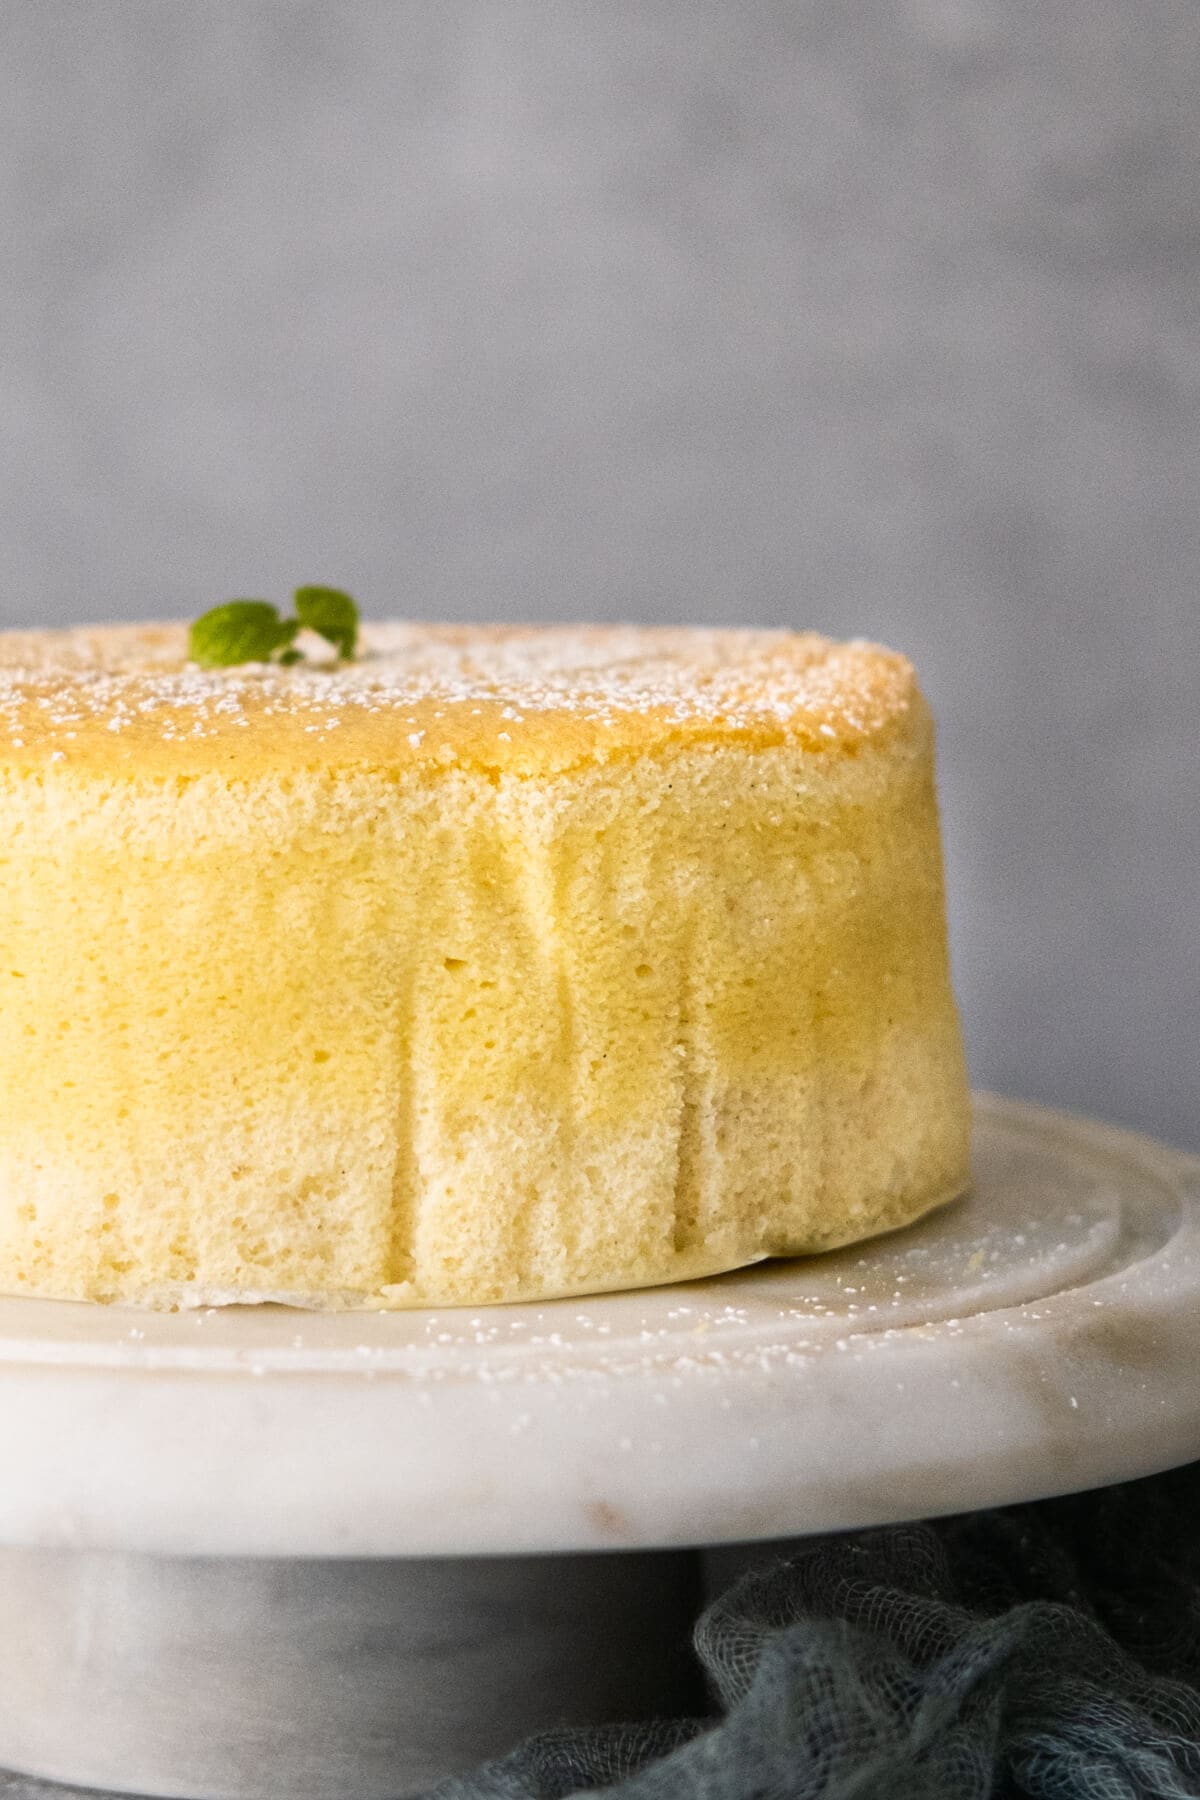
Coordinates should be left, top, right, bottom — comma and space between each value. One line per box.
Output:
0, 621, 915, 770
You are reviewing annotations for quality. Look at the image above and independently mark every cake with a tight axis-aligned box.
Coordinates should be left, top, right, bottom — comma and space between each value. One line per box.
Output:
0, 621, 970, 1308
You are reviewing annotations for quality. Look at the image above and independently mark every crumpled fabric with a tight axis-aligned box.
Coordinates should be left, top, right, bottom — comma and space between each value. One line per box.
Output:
430, 1462, 1200, 1800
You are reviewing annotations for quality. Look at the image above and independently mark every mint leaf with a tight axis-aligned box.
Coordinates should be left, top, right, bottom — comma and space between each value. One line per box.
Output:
188, 588, 361, 667
294, 586, 359, 660
189, 602, 298, 667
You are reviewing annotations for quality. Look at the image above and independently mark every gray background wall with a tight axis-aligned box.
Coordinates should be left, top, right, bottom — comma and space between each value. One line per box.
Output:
1, 2, 1197, 1147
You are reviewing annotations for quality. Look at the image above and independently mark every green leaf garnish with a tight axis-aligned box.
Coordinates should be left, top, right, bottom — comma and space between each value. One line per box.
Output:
188, 602, 297, 668
187, 588, 361, 668
294, 586, 359, 660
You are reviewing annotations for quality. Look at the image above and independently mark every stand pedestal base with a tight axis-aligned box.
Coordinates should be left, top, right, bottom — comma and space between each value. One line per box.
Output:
0, 1548, 701, 1800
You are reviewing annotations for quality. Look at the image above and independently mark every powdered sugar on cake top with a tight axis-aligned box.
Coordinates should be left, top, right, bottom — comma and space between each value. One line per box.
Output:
0, 622, 917, 771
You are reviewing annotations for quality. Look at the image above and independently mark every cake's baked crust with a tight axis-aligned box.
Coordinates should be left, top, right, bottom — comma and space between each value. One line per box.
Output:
0, 622, 917, 776
0, 622, 970, 1310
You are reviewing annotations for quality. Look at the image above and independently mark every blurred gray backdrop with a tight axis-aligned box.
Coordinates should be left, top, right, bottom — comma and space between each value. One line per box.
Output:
1, 1, 1197, 1146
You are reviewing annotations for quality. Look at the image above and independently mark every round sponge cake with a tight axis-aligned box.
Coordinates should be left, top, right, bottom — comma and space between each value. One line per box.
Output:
0, 623, 970, 1308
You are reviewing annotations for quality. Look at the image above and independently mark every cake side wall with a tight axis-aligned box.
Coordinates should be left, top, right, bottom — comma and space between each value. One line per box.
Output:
0, 724, 968, 1306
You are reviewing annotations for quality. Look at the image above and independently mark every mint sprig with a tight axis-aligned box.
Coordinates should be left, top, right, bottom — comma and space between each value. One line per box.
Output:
188, 588, 360, 668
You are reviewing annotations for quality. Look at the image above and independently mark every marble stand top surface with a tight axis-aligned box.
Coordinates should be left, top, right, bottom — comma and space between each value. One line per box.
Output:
0, 1095, 1194, 1557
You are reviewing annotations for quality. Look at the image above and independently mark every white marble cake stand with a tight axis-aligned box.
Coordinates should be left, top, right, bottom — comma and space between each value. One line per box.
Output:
0, 1095, 1197, 1800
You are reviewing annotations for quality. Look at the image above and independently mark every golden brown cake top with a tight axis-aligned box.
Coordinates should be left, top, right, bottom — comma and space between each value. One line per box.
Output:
0, 622, 920, 776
